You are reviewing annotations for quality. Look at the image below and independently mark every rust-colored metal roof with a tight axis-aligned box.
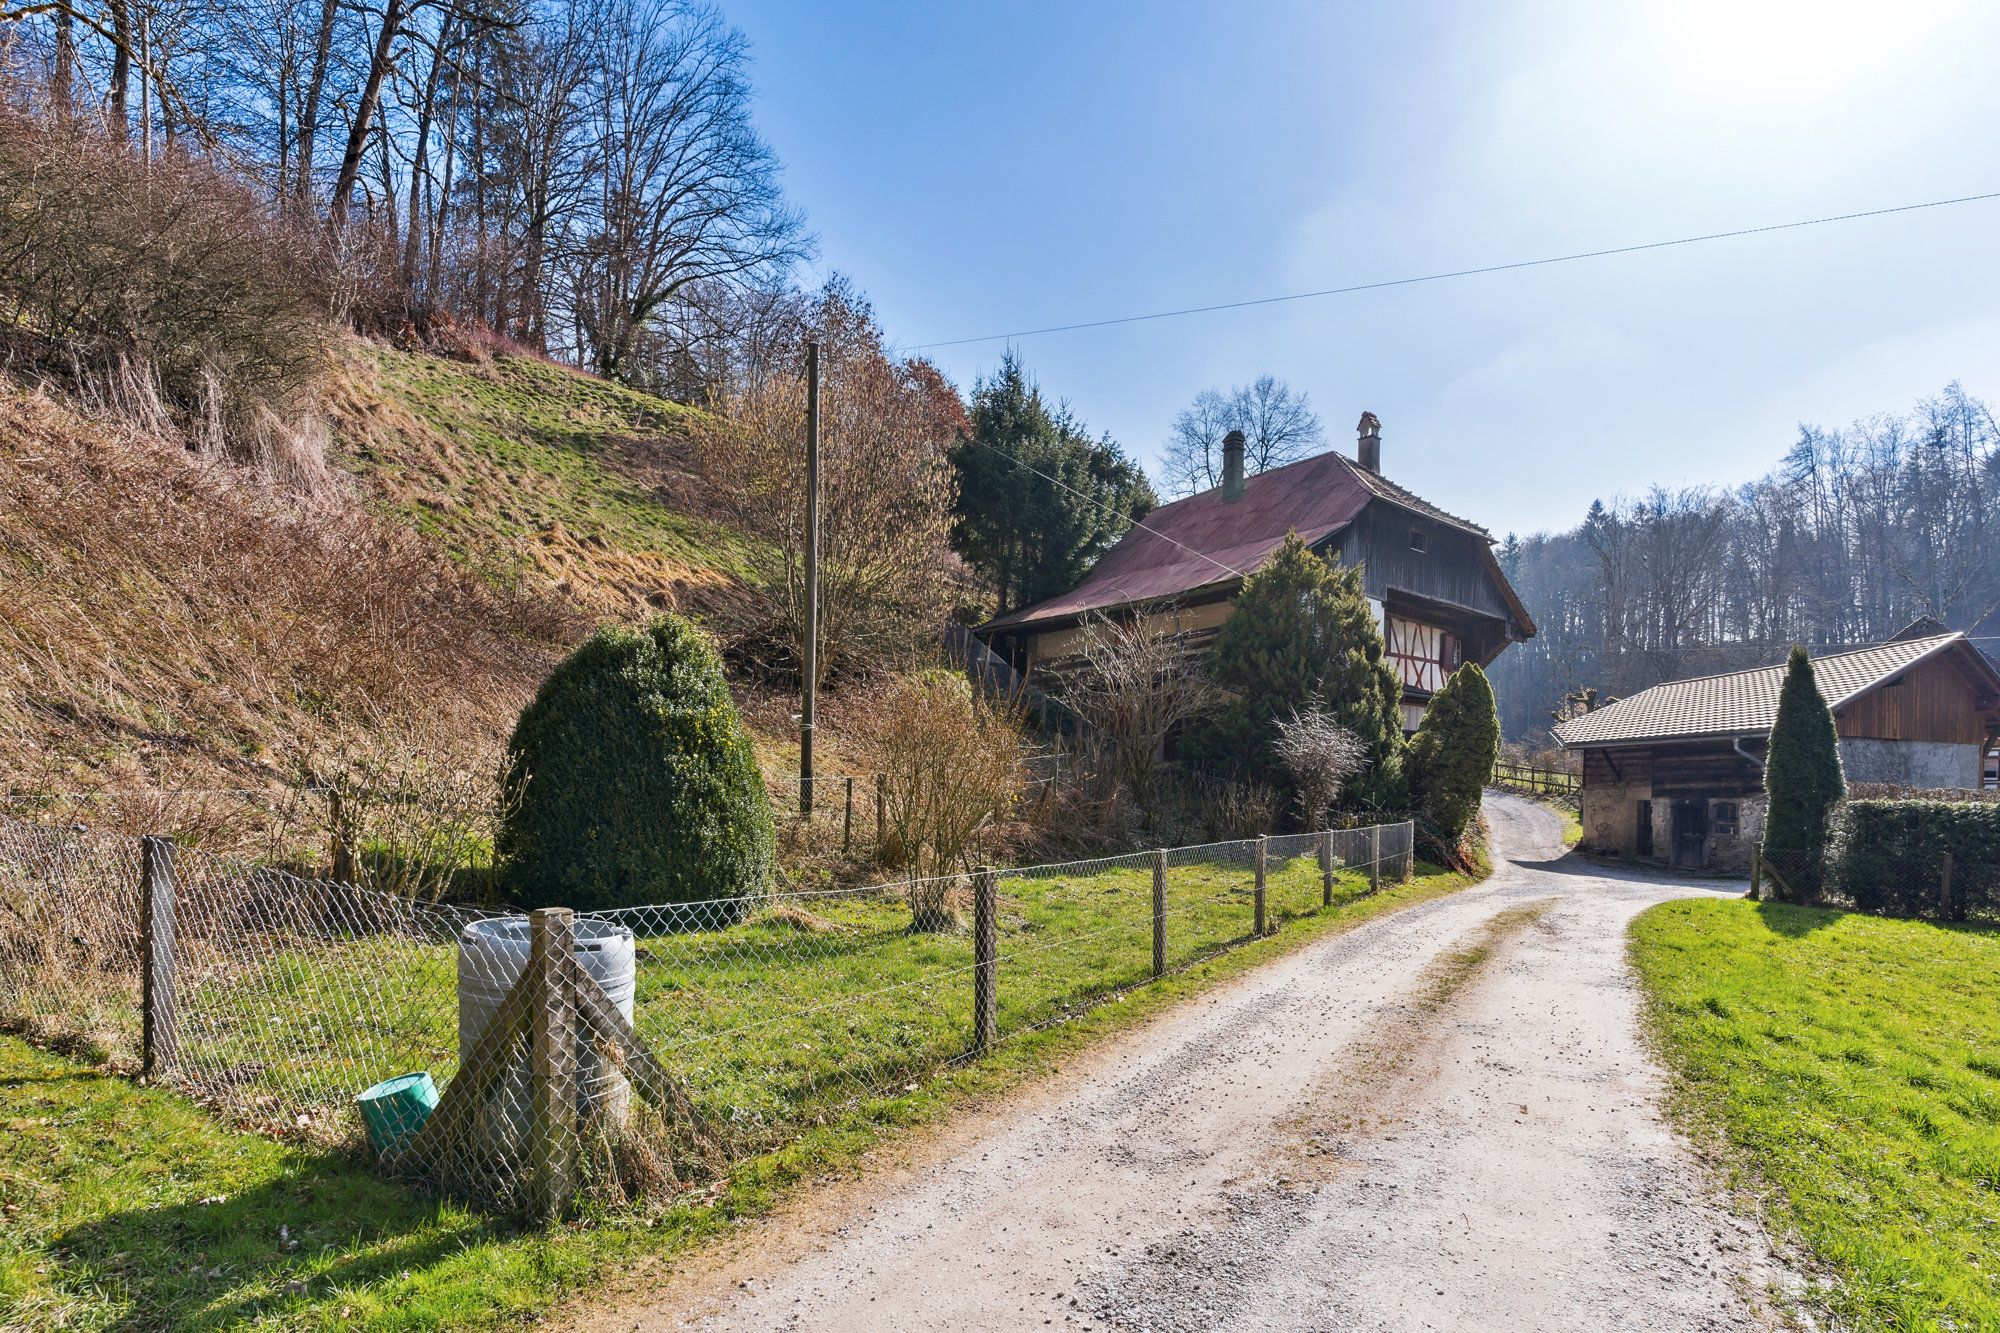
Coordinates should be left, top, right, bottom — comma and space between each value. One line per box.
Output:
982, 448, 1491, 634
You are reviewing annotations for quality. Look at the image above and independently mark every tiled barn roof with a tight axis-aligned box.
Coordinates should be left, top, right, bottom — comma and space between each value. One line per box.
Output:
1553, 634, 1988, 748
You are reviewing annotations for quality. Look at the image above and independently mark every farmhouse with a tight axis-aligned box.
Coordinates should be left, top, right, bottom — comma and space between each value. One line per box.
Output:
1556, 626, 2000, 872
975, 414, 1536, 733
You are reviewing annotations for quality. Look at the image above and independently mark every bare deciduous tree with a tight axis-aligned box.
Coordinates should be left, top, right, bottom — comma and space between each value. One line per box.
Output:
1272, 701, 1369, 829
1063, 611, 1214, 818
1162, 375, 1324, 496
697, 278, 962, 680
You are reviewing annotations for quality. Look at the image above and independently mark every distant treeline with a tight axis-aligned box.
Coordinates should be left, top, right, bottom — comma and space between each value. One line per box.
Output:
1492, 383, 2000, 741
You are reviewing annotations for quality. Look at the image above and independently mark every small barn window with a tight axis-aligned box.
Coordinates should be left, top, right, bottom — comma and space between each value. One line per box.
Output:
1711, 801, 1739, 837
1409, 529, 1428, 553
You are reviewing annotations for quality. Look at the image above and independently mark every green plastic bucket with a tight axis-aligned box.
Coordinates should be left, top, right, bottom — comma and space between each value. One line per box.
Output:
357, 1072, 438, 1157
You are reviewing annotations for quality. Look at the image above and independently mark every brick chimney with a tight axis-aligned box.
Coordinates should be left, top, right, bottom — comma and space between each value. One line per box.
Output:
1221, 429, 1246, 501
1356, 412, 1381, 472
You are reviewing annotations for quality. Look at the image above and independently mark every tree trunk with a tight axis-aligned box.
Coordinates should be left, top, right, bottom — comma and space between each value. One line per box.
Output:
294, 0, 339, 213
329, 0, 406, 227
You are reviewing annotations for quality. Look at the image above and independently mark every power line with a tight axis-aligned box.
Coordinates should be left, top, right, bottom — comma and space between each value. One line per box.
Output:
912, 190, 2000, 351
959, 432, 1249, 601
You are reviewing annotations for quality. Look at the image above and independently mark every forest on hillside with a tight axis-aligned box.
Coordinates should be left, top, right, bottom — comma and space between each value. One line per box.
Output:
1492, 382, 2000, 742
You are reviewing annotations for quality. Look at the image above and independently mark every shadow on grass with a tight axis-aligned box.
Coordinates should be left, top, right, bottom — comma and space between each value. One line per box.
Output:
1750, 899, 1841, 937
52, 1143, 509, 1331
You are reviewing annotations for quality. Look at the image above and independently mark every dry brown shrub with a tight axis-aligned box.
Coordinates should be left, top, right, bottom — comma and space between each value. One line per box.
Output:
0, 111, 332, 456
861, 671, 1026, 931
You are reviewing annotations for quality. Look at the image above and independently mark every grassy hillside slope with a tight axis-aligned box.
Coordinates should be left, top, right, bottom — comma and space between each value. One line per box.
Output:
0, 338, 852, 826
328, 343, 763, 620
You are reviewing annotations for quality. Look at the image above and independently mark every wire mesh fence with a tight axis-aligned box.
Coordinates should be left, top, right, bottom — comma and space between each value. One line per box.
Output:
0, 810, 1414, 1217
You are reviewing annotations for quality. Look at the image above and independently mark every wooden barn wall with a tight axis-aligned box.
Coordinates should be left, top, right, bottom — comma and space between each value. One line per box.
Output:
1835, 653, 1992, 745
1326, 508, 1510, 627
1582, 743, 1760, 797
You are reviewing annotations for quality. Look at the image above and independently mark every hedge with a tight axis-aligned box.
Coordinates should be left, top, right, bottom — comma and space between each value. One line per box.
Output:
1827, 799, 2000, 921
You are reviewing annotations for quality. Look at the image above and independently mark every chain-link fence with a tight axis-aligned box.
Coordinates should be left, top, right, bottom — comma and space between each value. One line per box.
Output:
0, 811, 1413, 1218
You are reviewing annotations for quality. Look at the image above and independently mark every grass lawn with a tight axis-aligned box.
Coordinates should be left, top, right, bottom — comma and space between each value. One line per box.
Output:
2, 855, 1476, 1330
1630, 899, 2000, 1330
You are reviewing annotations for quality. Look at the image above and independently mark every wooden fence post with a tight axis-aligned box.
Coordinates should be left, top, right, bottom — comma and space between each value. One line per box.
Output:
874, 773, 887, 858
528, 907, 577, 1224
1749, 846, 1763, 900
1941, 852, 1955, 921
1253, 835, 1268, 936
1320, 829, 1335, 908
139, 836, 178, 1078
842, 775, 854, 854
1151, 849, 1167, 977
1368, 825, 1382, 892
972, 868, 998, 1054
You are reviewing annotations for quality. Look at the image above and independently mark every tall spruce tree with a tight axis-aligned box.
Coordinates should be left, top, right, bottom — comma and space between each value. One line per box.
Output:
949, 352, 1154, 613
1406, 662, 1500, 847
1186, 533, 1402, 809
1761, 645, 1846, 900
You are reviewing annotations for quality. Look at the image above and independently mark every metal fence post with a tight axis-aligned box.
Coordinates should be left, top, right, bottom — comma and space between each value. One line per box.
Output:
1941, 852, 1955, 921
529, 907, 577, 1224
1368, 825, 1382, 892
1253, 835, 1268, 936
973, 868, 998, 1054
842, 775, 854, 854
139, 836, 178, 1078
1320, 829, 1335, 908
1400, 821, 1413, 883
1151, 849, 1167, 977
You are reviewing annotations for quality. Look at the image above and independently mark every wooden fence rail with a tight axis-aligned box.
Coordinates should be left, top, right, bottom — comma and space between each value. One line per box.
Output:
1490, 761, 1582, 797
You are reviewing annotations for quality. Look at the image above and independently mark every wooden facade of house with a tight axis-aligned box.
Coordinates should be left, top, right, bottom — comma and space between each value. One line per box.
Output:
975, 415, 1535, 733
1557, 629, 2000, 872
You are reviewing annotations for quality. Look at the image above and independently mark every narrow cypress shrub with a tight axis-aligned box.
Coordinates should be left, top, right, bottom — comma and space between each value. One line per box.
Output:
1406, 662, 1500, 848
498, 614, 774, 920
1761, 646, 1845, 900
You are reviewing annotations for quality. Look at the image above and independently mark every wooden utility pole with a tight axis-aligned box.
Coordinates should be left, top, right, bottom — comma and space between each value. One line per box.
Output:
800, 340, 820, 818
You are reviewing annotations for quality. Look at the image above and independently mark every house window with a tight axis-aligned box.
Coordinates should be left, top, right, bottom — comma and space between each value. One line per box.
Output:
1409, 529, 1428, 553
1711, 801, 1738, 838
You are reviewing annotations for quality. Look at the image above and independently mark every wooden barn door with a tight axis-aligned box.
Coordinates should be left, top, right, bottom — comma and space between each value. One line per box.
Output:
1672, 800, 1707, 869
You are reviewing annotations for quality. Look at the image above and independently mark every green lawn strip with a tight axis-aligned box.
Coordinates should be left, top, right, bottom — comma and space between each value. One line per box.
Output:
1630, 899, 2000, 1330
156, 856, 1392, 1155
3, 858, 1475, 1330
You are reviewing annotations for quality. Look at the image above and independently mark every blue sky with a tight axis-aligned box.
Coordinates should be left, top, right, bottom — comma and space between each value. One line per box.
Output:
725, 0, 2000, 535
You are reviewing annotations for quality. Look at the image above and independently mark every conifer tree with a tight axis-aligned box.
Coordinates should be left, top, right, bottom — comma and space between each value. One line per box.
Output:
1761, 645, 1845, 900
1186, 533, 1402, 809
1406, 662, 1500, 846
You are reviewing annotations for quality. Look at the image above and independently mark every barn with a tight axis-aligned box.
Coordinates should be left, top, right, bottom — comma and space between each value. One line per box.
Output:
1555, 626, 2000, 872
974, 413, 1536, 734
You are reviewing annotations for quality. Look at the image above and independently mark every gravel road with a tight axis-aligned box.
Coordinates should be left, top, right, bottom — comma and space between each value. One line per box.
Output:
568, 792, 1799, 1332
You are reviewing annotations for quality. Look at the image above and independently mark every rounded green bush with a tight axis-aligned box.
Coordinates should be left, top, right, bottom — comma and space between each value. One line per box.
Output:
497, 614, 774, 920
